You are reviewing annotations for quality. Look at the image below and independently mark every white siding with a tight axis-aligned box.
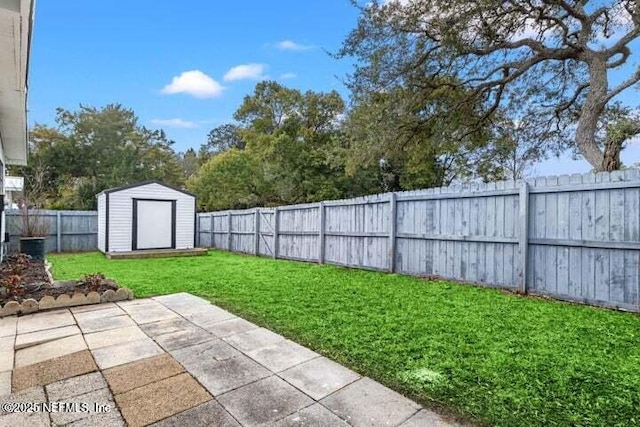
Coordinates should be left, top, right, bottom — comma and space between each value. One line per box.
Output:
107, 183, 195, 252
97, 193, 106, 253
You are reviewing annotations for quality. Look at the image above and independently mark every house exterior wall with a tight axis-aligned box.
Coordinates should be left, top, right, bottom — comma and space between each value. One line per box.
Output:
106, 183, 195, 252
97, 193, 106, 252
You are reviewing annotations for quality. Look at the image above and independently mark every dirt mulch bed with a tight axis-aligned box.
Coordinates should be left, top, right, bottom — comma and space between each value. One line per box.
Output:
0, 254, 118, 305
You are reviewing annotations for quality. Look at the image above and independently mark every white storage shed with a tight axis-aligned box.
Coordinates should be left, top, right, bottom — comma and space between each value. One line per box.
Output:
97, 181, 196, 253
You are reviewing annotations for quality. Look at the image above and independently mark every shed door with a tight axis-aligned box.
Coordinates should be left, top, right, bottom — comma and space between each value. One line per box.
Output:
133, 199, 176, 250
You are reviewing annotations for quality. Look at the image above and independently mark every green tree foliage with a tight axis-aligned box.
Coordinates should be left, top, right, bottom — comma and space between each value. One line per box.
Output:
190, 81, 380, 210
19, 104, 184, 209
180, 148, 200, 179
339, 0, 640, 172
343, 86, 500, 190
188, 149, 268, 211
198, 124, 245, 164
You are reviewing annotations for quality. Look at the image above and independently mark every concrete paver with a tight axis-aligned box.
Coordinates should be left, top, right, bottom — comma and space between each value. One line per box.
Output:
0, 386, 48, 427
321, 377, 421, 427
400, 409, 461, 427
0, 317, 16, 338
16, 310, 75, 334
279, 356, 361, 400
203, 318, 259, 338
186, 354, 271, 396
246, 339, 319, 373
75, 314, 136, 334
149, 400, 241, 427
49, 387, 114, 425
273, 403, 350, 427
103, 354, 184, 395
218, 376, 314, 426
170, 339, 241, 365
0, 348, 13, 373
84, 325, 148, 350
14, 334, 87, 368
153, 327, 215, 352
223, 327, 286, 353
115, 372, 211, 427
66, 409, 125, 427
69, 302, 119, 314
11, 350, 97, 392
0, 294, 452, 427
15, 325, 81, 350
139, 318, 196, 337
0, 410, 50, 426
45, 372, 107, 401
185, 306, 236, 327
73, 306, 126, 321
91, 338, 164, 369
151, 293, 213, 317
117, 301, 179, 324
0, 371, 10, 397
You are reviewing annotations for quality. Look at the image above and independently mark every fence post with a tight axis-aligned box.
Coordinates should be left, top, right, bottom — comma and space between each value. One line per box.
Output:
209, 213, 214, 248
389, 192, 397, 273
254, 208, 260, 256
56, 211, 62, 253
318, 202, 325, 264
227, 211, 233, 251
195, 214, 200, 247
518, 181, 529, 294
273, 207, 280, 259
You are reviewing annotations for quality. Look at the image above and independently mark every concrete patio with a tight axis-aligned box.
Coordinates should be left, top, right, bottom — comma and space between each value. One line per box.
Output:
0, 293, 455, 426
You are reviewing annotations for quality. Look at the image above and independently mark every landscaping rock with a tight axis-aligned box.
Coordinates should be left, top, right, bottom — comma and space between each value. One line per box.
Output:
101, 289, 117, 303
19, 299, 38, 314
115, 288, 132, 301
37, 295, 55, 310
53, 294, 71, 308
86, 291, 101, 304
70, 292, 88, 306
2, 301, 20, 317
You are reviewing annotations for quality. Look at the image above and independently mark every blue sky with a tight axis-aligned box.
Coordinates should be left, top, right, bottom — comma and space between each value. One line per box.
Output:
28, 0, 640, 177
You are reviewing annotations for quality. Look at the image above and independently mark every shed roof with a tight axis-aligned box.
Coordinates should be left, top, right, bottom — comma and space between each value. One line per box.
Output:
96, 180, 196, 198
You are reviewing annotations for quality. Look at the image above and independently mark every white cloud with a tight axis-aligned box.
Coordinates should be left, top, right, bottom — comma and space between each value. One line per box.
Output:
223, 64, 268, 82
161, 70, 224, 99
150, 118, 199, 129
276, 40, 313, 51
279, 72, 297, 80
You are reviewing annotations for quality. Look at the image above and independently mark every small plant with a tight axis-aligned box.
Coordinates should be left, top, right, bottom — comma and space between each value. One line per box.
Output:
1, 275, 25, 297
82, 273, 106, 292
16, 162, 51, 238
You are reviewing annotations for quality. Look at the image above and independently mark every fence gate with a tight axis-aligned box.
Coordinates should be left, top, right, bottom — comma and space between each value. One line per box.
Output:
257, 209, 276, 257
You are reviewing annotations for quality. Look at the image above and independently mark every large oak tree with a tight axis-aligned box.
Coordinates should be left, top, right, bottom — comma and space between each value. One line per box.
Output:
340, 0, 640, 171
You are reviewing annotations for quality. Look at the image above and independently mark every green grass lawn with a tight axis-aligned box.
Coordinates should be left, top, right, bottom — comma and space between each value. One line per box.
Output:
49, 251, 640, 427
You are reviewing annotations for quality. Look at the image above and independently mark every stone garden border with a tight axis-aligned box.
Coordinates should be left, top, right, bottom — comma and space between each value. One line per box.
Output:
0, 287, 134, 318
0, 261, 134, 318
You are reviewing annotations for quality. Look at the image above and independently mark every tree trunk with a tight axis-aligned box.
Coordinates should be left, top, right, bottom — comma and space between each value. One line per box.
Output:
602, 137, 622, 171
575, 57, 608, 171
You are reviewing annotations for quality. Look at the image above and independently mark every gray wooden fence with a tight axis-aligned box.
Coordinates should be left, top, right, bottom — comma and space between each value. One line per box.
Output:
197, 170, 640, 313
6, 210, 98, 253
